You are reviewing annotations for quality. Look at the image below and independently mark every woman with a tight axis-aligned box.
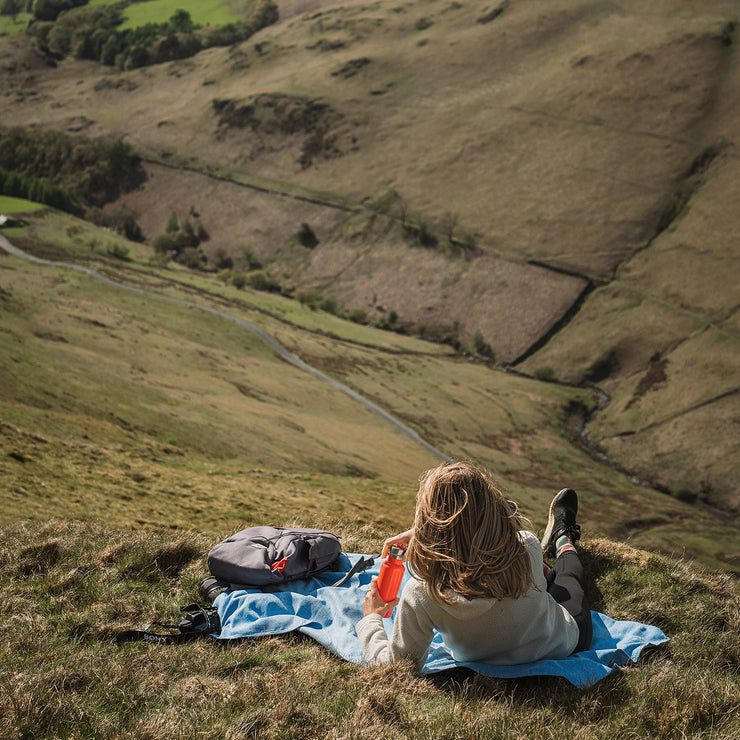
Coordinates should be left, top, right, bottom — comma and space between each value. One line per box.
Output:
356, 461, 591, 670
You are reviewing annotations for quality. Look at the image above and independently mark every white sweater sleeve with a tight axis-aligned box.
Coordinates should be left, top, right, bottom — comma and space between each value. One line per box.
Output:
356, 582, 436, 672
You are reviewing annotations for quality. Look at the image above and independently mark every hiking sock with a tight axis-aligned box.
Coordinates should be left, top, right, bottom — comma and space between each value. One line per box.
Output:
555, 535, 577, 558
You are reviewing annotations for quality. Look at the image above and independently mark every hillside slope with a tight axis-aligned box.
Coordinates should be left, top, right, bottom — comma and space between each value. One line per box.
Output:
1, 213, 738, 573
1, 517, 738, 739
0, 0, 738, 524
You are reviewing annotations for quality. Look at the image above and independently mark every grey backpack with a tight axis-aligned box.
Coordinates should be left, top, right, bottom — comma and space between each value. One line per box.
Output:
206, 526, 342, 589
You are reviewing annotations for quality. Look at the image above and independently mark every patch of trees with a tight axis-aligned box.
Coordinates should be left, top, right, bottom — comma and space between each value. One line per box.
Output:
0, 0, 24, 22
0, 125, 144, 222
0, 167, 74, 212
222, 247, 281, 290
0, 1, 87, 23
151, 210, 209, 269
32, 0, 88, 22
30, 1, 279, 71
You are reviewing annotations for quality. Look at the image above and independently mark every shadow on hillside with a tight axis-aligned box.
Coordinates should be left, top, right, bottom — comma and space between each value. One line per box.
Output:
426, 666, 634, 707
580, 550, 608, 614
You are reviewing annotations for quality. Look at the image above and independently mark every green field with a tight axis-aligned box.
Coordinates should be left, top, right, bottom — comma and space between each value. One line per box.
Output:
3, 0, 246, 34
87, 0, 253, 29
1, 504, 738, 740
0, 195, 44, 214
0, 11, 30, 36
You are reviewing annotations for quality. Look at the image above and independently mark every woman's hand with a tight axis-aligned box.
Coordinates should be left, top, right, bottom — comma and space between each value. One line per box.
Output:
382, 528, 414, 558
363, 578, 400, 617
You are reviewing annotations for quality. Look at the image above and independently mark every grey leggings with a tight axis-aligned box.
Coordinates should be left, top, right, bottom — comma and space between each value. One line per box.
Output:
546, 551, 593, 653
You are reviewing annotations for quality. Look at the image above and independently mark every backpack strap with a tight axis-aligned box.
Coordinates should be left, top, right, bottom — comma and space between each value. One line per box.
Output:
333, 554, 379, 587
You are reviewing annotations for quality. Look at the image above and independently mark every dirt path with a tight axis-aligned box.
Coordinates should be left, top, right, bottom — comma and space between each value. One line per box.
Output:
0, 234, 449, 462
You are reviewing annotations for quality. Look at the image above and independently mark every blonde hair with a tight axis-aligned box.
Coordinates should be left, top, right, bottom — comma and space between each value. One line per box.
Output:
406, 461, 533, 604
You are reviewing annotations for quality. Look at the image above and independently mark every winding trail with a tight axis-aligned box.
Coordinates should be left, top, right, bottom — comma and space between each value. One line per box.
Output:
0, 235, 449, 462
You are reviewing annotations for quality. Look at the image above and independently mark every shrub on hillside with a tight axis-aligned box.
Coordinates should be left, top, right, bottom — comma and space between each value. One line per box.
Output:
64, 222, 82, 238
203, 22, 243, 48
248, 0, 279, 29
245, 269, 280, 292
533, 366, 556, 381
348, 308, 368, 324
193, 218, 208, 242
236, 247, 262, 272
177, 246, 205, 270
150, 212, 211, 269
151, 232, 175, 254
293, 287, 343, 314
410, 321, 462, 349
295, 286, 323, 308
318, 295, 343, 316
293, 287, 324, 310
173, 220, 199, 250
148, 252, 170, 268
31, 0, 87, 23
105, 241, 129, 260
292, 222, 318, 248
0, 0, 21, 20
471, 330, 494, 359
96, 203, 143, 242
226, 269, 280, 292
212, 248, 233, 271
165, 211, 179, 234
403, 219, 437, 248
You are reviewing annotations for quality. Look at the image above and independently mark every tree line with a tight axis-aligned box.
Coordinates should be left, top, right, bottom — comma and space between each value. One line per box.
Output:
0, 125, 145, 238
13, 1, 279, 70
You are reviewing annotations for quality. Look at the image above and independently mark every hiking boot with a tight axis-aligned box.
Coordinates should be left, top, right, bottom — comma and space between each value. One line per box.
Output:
541, 488, 581, 558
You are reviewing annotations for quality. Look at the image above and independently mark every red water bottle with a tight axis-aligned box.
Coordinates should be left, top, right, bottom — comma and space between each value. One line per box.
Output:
376, 546, 405, 617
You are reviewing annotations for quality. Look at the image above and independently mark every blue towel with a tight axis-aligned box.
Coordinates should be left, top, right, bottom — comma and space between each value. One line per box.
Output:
215, 554, 668, 688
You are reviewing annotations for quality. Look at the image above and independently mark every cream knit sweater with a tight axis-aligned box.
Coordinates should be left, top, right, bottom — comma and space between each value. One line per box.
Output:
356, 531, 579, 671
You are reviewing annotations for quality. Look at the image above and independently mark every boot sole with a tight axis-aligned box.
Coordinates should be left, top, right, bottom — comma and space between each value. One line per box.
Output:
540, 488, 576, 557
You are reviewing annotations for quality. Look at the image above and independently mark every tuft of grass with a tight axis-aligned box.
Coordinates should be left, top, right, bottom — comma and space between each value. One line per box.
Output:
2, 521, 738, 739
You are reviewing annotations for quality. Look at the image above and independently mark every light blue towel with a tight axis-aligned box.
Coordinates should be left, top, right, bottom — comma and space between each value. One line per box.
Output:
215, 554, 668, 688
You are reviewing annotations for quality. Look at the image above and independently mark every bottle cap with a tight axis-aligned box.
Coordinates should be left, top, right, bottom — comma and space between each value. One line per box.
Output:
388, 546, 404, 560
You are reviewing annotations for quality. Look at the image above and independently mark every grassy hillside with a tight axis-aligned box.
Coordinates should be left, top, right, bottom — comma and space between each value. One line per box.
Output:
1, 206, 739, 738
1, 0, 736, 516
2, 518, 738, 739
1, 209, 738, 574
1, 3, 738, 736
